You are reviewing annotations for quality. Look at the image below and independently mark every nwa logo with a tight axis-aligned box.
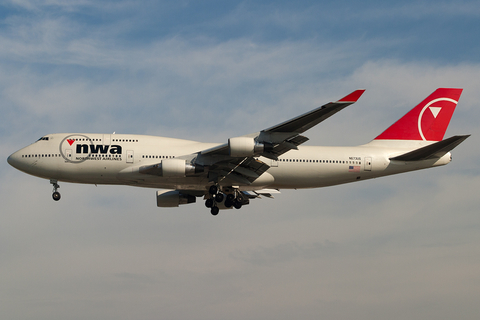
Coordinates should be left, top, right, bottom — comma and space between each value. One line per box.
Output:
76, 143, 122, 154
60, 134, 122, 163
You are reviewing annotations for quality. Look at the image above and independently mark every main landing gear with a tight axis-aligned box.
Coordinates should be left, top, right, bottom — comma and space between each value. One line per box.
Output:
50, 179, 61, 201
205, 185, 244, 216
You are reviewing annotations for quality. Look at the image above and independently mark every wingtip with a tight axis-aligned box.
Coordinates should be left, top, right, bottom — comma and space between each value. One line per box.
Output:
338, 89, 366, 102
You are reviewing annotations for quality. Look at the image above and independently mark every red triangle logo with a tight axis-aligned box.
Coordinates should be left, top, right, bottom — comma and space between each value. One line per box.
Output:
67, 139, 75, 146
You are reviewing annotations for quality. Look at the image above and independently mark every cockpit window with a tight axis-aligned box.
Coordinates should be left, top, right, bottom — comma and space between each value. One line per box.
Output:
36, 137, 49, 142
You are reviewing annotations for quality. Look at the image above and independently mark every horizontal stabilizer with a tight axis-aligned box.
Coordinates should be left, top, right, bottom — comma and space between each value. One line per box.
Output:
390, 135, 470, 161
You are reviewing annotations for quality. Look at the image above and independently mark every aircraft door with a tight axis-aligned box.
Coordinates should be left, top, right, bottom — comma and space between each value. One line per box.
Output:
364, 157, 372, 171
271, 159, 278, 167
127, 150, 134, 163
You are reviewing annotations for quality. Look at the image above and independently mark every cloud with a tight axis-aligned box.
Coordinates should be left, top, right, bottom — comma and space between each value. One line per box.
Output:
3, 35, 478, 143
1, 1, 480, 320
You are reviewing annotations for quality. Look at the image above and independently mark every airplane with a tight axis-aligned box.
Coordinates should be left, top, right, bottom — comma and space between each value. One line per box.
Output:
7, 88, 469, 215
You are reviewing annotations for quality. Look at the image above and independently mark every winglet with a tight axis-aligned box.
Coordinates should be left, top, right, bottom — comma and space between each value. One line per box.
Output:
338, 89, 366, 102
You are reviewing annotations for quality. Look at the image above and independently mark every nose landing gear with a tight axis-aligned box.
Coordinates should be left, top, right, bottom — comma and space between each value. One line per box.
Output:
50, 179, 61, 201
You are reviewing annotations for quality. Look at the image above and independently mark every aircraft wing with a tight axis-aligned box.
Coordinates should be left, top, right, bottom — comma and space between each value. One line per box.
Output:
142, 90, 365, 186
199, 89, 365, 159
260, 89, 365, 135
192, 90, 365, 184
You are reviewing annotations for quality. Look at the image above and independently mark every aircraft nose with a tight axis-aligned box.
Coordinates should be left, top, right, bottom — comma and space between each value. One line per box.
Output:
7, 151, 20, 169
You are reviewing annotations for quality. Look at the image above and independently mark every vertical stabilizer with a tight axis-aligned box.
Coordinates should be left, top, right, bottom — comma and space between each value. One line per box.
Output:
375, 88, 463, 141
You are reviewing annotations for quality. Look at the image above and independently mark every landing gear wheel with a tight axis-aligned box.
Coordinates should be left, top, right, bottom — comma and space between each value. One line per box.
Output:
205, 198, 214, 208
214, 193, 224, 203
233, 200, 242, 209
225, 194, 234, 207
211, 206, 219, 216
224, 199, 233, 208
209, 185, 218, 195
52, 191, 61, 201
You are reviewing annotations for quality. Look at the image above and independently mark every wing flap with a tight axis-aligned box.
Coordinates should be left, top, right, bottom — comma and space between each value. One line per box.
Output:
209, 157, 271, 185
269, 135, 309, 157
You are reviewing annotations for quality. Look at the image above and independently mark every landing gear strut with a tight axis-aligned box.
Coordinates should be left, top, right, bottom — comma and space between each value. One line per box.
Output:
207, 184, 220, 215
50, 179, 61, 201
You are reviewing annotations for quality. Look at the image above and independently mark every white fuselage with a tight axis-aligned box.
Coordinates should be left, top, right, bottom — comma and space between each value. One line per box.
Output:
7, 133, 451, 192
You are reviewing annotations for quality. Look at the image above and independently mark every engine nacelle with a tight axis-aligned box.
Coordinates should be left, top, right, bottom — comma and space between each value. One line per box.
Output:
156, 190, 196, 207
139, 159, 204, 177
228, 137, 264, 157
161, 159, 188, 177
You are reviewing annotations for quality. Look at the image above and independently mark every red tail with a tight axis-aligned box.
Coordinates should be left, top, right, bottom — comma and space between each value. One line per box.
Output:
375, 88, 463, 141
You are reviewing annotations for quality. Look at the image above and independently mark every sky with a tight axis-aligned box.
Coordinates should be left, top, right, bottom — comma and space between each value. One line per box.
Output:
1, 1, 480, 319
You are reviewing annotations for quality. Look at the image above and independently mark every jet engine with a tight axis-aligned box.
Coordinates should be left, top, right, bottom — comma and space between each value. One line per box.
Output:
156, 190, 196, 207
228, 137, 265, 157
139, 159, 204, 177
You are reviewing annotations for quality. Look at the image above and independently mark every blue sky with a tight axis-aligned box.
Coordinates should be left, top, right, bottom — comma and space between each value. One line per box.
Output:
1, 1, 480, 320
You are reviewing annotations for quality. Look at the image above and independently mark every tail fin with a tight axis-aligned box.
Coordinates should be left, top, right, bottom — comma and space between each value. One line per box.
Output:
375, 88, 463, 141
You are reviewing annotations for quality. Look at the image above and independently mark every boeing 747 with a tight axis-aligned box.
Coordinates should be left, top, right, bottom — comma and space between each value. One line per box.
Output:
7, 88, 469, 215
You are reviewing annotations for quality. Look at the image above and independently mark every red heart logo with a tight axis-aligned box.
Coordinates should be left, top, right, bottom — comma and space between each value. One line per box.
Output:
67, 139, 75, 146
